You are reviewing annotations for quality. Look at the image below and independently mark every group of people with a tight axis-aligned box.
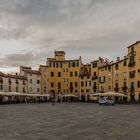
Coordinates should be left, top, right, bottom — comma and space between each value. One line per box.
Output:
0, 96, 49, 105
0, 90, 62, 105
0, 90, 81, 105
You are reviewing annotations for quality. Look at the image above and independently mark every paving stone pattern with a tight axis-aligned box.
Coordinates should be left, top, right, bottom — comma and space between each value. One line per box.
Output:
0, 103, 140, 140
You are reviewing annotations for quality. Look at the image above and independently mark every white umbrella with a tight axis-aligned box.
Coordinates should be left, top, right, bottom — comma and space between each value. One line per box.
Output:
89, 93, 105, 96
104, 92, 127, 97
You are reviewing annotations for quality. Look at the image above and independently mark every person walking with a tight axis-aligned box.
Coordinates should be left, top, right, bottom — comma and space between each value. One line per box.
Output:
51, 90, 55, 105
58, 91, 61, 103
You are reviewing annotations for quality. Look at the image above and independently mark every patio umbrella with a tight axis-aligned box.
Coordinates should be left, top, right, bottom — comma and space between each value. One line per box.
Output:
104, 92, 127, 97
89, 93, 105, 96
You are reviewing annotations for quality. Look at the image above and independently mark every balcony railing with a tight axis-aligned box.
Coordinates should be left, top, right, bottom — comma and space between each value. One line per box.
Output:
114, 87, 119, 92
130, 87, 135, 93
92, 76, 97, 80
129, 72, 135, 78
122, 86, 127, 91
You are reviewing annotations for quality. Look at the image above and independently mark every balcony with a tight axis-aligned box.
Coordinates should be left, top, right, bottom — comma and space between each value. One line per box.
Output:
122, 86, 127, 91
129, 72, 135, 78
92, 76, 97, 80
130, 87, 135, 93
99, 81, 105, 84
114, 87, 119, 92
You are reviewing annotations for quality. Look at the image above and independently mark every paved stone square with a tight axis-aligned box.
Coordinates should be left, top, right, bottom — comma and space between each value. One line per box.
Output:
0, 103, 140, 140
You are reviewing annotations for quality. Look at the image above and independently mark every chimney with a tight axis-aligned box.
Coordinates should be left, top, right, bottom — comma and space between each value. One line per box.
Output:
110, 61, 113, 64
15, 73, 18, 76
124, 56, 127, 59
117, 57, 120, 61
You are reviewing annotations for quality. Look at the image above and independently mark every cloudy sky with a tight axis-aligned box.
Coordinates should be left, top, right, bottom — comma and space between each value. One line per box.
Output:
0, 0, 140, 73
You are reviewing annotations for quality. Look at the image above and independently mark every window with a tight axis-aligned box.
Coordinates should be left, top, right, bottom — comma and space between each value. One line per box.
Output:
108, 66, 111, 71
70, 82, 73, 90
73, 62, 75, 67
75, 82, 78, 87
130, 56, 134, 62
115, 72, 118, 80
138, 81, 140, 88
51, 63, 55, 68
37, 88, 40, 93
108, 86, 111, 91
23, 87, 26, 93
81, 81, 84, 87
100, 77, 105, 83
115, 83, 118, 88
23, 80, 26, 85
124, 72, 126, 80
70, 89, 73, 93
64, 78, 68, 83
77, 62, 79, 67
30, 87, 32, 92
37, 80, 40, 84
30, 79, 32, 84
131, 47, 134, 53
123, 61, 127, 66
16, 87, 18, 92
86, 81, 91, 87
58, 62, 62, 68
65, 68, 68, 72
70, 72, 73, 77
115, 64, 118, 70
58, 72, 61, 77
0, 85, 3, 90
44, 87, 46, 94
16, 79, 19, 84
75, 71, 78, 77
123, 82, 126, 87
92, 63, 97, 68
51, 82, 54, 88
44, 80, 46, 85
75, 90, 78, 93
64, 68, 68, 72
9, 86, 11, 92
0, 77, 3, 83
94, 72, 96, 76
51, 72, 54, 77
69, 62, 73, 67
86, 89, 90, 93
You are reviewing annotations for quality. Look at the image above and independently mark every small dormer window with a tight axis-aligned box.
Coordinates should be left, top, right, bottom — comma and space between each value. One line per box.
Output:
131, 47, 134, 53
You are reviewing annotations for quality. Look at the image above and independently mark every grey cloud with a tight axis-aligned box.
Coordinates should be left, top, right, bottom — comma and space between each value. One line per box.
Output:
0, 52, 36, 67
0, 0, 140, 71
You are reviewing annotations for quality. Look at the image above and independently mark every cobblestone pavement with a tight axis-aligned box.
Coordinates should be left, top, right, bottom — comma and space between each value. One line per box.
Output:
0, 103, 140, 140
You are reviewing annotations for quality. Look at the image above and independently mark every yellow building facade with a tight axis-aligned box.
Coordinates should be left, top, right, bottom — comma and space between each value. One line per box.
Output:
40, 41, 140, 101
79, 64, 91, 100
40, 51, 82, 95
98, 41, 140, 101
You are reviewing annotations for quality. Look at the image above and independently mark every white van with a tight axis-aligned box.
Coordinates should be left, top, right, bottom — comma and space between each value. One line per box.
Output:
99, 96, 115, 105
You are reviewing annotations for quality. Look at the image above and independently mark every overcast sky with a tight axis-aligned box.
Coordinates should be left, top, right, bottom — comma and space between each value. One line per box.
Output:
0, 0, 140, 73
